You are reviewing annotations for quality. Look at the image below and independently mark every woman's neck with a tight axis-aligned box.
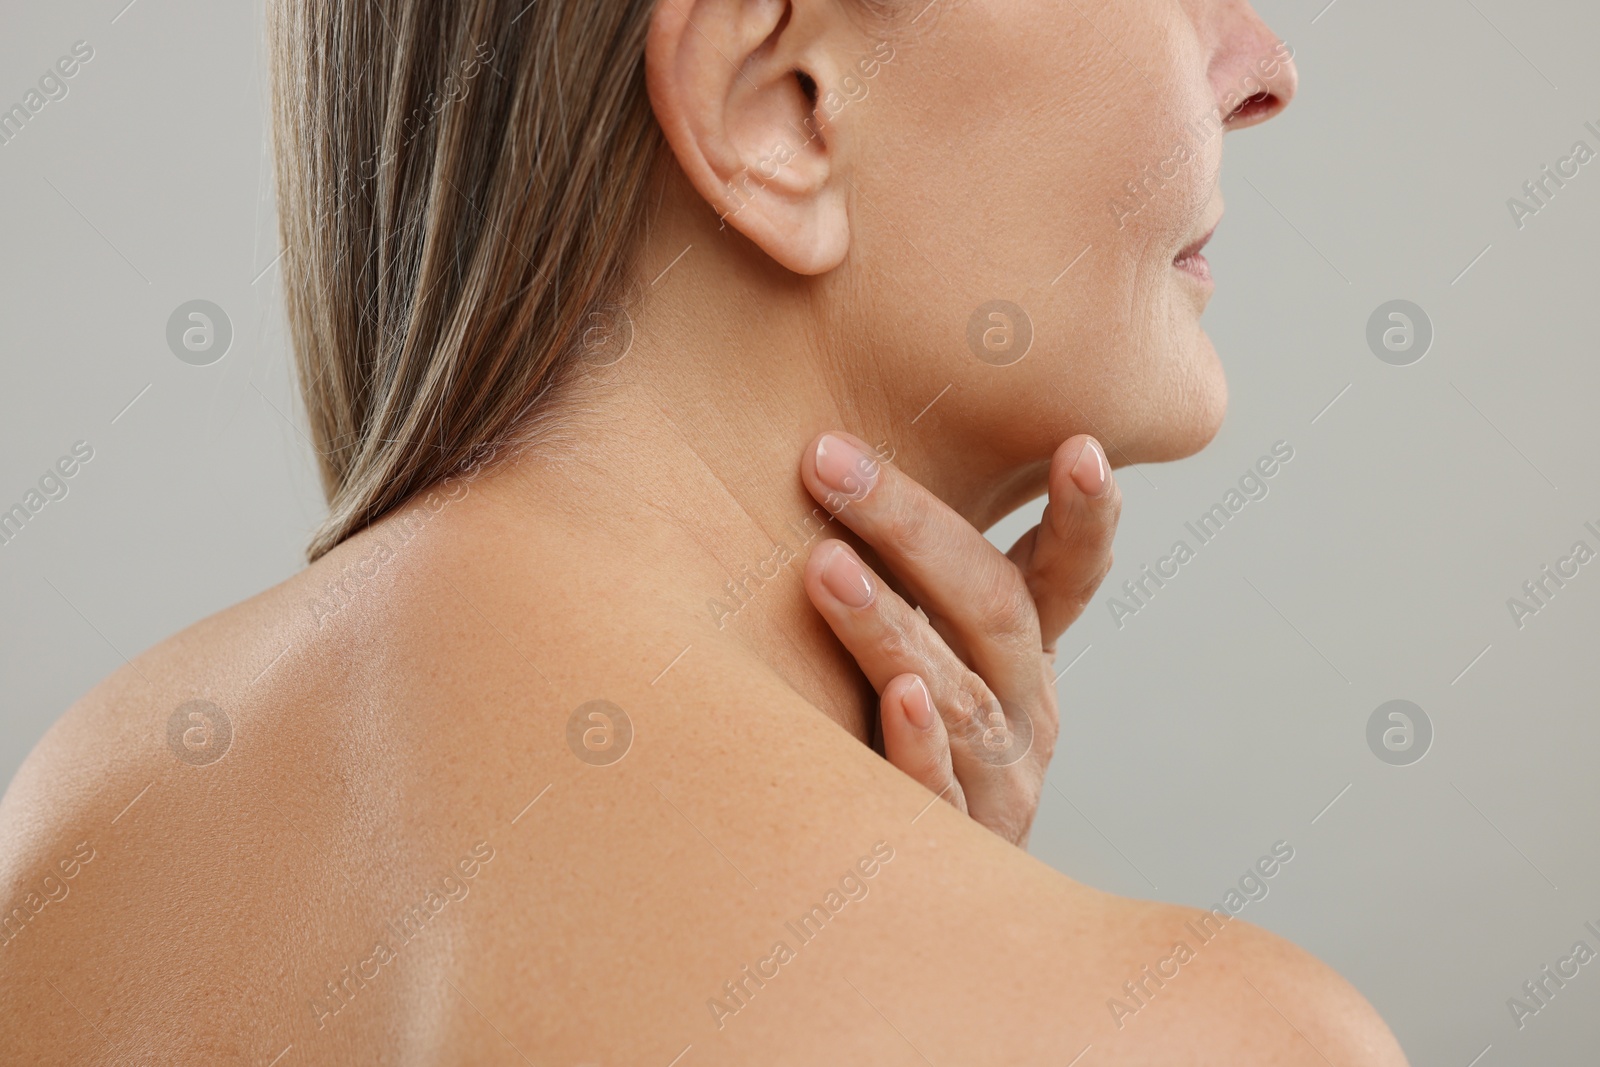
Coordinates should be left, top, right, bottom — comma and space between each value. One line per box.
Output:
488, 368, 889, 744
477, 207, 1051, 742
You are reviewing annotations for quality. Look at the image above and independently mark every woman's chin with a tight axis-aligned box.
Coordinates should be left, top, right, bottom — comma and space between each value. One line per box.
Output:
1118, 332, 1229, 467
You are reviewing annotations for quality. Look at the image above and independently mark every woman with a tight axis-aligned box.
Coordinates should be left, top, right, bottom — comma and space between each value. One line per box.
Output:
0, 0, 1409, 1062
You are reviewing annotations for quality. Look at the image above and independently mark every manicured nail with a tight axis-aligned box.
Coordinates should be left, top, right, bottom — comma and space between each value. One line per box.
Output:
904, 676, 936, 730
820, 543, 874, 608
815, 434, 879, 499
1070, 437, 1108, 497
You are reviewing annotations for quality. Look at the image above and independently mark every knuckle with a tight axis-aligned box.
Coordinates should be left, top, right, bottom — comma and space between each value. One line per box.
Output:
976, 574, 1038, 643
945, 671, 999, 739
943, 675, 981, 731
881, 500, 934, 562
874, 616, 920, 664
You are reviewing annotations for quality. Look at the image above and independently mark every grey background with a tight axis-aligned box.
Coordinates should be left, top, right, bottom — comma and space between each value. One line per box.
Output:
2, 0, 1597, 1062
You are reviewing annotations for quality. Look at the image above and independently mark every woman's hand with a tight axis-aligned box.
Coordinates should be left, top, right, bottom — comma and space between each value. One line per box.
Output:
799, 430, 1121, 846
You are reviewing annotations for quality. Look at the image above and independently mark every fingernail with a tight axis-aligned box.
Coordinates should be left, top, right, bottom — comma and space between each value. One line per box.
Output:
815, 434, 879, 500
904, 676, 935, 730
820, 543, 874, 608
1070, 437, 1108, 497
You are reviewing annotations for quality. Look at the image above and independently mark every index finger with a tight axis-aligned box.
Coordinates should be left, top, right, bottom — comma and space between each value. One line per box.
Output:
800, 430, 1038, 683
1005, 434, 1121, 651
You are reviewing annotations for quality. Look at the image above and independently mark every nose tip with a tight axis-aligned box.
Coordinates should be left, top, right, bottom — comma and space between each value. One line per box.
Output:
1276, 47, 1299, 104
1220, 36, 1296, 131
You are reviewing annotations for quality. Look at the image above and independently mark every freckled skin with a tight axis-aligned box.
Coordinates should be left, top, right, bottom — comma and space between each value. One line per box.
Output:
0, 0, 1408, 1063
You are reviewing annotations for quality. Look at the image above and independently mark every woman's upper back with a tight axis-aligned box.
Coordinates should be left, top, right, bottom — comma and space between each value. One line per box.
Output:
0, 502, 1405, 1065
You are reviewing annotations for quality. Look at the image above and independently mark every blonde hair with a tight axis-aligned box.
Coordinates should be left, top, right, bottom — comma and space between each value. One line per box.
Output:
268, 0, 664, 560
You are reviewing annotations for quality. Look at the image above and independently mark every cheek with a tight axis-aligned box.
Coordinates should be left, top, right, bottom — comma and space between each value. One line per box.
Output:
840, 0, 1225, 462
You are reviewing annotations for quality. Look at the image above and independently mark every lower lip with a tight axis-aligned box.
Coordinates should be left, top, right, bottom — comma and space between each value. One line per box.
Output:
1173, 250, 1212, 285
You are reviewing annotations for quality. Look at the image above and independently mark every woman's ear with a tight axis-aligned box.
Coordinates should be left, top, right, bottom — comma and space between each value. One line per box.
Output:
646, 0, 851, 274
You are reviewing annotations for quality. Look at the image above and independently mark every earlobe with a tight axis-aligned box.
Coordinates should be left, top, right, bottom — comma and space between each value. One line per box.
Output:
645, 0, 851, 274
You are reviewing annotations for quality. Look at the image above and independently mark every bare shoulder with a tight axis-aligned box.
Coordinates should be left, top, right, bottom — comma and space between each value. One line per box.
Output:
0, 524, 1405, 1065
1089, 895, 1409, 1064
0, 561, 385, 1061
474, 630, 1409, 1066
402, 626, 1409, 1066
0, 512, 525, 1061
